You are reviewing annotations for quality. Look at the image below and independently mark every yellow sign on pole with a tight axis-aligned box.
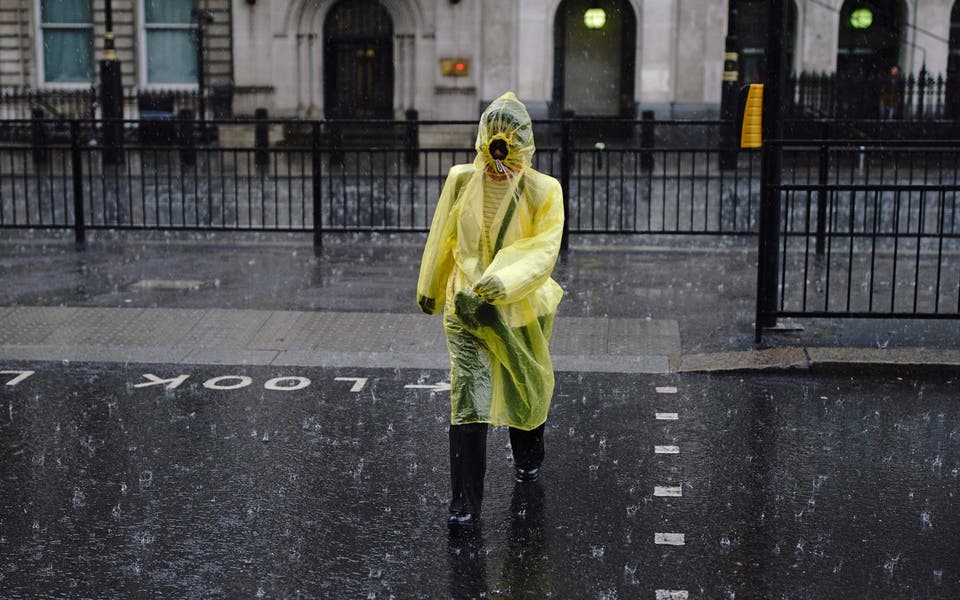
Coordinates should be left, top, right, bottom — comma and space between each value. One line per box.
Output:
740, 84, 764, 149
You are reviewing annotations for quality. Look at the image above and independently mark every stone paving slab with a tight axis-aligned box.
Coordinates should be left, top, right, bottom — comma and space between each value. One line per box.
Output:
550, 317, 609, 355
0, 306, 80, 345
180, 348, 280, 365
608, 317, 682, 355
0, 344, 192, 364
178, 309, 274, 348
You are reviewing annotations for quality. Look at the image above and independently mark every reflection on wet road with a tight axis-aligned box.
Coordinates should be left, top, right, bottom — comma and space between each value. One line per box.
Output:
1, 363, 957, 598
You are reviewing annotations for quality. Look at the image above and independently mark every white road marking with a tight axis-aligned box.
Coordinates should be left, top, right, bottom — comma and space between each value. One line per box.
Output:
654, 533, 685, 545
1, 370, 35, 386
655, 412, 679, 420
202, 376, 253, 390
130, 279, 204, 290
656, 386, 678, 394
655, 591, 689, 600
655, 445, 679, 454
334, 377, 368, 392
264, 376, 311, 391
654, 486, 683, 497
404, 382, 451, 392
134, 373, 190, 389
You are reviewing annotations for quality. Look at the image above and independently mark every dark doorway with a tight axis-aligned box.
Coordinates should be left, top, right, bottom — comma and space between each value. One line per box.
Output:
324, 0, 394, 119
552, 0, 636, 118
837, 0, 904, 78
739, 0, 798, 84
947, 2, 960, 118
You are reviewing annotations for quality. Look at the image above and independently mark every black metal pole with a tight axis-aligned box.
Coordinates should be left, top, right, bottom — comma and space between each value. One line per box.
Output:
312, 121, 323, 254
196, 22, 206, 136
71, 121, 86, 250
719, 0, 740, 170
99, 0, 124, 165
560, 110, 574, 253
754, 0, 787, 342
193, 10, 214, 140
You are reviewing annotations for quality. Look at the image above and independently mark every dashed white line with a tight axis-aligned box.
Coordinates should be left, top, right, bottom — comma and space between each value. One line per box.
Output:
654, 445, 679, 454
655, 591, 689, 600
654, 533, 685, 545
655, 386, 678, 394
655, 412, 679, 420
654, 485, 683, 497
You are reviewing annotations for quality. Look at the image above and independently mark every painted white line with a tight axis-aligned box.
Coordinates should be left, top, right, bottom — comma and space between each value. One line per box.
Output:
1, 370, 36, 386
655, 412, 679, 420
654, 486, 683, 497
654, 533, 685, 545
655, 445, 679, 454
130, 279, 204, 290
404, 382, 451, 392
655, 386, 678, 394
334, 377, 368, 392
655, 591, 689, 600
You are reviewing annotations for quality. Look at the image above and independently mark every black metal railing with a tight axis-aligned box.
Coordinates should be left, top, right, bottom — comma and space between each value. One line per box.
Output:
789, 70, 953, 121
0, 86, 234, 129
756, 139, 960, 338
0, 117, 767, 246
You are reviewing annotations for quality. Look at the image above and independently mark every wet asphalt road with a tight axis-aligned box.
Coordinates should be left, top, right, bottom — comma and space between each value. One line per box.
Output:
1, 362, 958, 599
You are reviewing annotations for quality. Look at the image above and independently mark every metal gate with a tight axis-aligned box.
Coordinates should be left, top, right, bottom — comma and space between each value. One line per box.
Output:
755, 139, 960, 341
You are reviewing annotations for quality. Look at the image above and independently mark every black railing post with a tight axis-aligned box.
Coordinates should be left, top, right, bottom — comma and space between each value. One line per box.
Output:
330, 120, 344, 166
71, 121, 86, 250
312, 121, 323, 254
254, 107, 269, 168
559, 110, 574, 252
640, 110, 655, 171
177, 109, 196, 167
815, 139, 829, 256
917, 66, 928, 120
404, 108, 420, 171
755, 0, 787, 343
31, 108, 48, 164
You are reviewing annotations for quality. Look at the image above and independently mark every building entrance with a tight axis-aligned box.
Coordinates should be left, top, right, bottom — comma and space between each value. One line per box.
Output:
324, 0, 394, 118
552, 0, 636, 117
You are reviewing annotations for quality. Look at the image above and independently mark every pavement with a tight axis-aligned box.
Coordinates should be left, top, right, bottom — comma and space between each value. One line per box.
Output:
0, 230, 958, 372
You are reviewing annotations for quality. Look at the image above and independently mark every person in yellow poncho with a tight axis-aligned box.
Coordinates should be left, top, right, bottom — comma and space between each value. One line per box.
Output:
417, 92, 564, 529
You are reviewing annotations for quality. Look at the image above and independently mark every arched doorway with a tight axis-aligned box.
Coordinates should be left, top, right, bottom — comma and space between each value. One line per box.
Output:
836, 0, 904, 78
552, 0, 636, 117
947, 2, 960, 118
738, 0, 798, 84
323, 0, 394, 118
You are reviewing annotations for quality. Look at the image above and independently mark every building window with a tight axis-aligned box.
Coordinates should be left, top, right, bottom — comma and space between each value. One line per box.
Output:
142, 0, 197, 85
39, 0, 94, 85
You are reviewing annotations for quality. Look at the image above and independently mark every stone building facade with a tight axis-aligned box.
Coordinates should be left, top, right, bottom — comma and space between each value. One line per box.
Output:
1, 0, 957, 120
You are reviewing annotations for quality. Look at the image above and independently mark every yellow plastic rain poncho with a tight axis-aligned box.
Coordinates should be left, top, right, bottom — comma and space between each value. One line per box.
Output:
417, 92, 564, 431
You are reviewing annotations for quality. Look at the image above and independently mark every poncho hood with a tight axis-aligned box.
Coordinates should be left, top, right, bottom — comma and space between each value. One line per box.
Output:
474, 92, 536, 175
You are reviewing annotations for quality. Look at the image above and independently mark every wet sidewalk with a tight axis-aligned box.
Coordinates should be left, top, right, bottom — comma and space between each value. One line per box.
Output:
1, 230, 959, 371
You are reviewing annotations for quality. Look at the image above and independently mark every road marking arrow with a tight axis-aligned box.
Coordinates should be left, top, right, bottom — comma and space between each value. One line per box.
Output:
404, 382, 451, 393
335, 377, 368, 393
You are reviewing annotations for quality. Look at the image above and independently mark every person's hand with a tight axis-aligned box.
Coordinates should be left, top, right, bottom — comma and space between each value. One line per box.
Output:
473, 276, 505, 302
417, 295, 436, 315
455, 290, 497, 328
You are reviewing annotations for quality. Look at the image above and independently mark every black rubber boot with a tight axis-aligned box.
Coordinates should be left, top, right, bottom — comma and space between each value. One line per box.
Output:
509, 424, 545, 482
449, 423, 488, 528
